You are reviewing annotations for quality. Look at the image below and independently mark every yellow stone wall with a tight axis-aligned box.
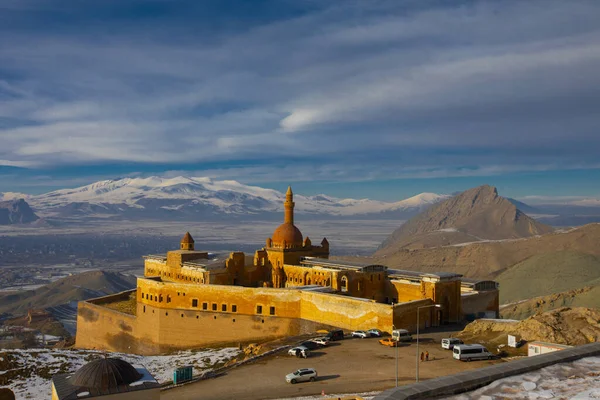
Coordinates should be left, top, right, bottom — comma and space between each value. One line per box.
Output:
299, 291, 392, 331
391, 298, 436, 332
77, 278, 400, 354
461, 289, 499, 318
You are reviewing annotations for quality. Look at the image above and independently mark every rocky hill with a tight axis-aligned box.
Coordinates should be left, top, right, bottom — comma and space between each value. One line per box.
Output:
368, 223, 600, 279
0, 198, 39, 225
458, 307, 600, 346
376, 185, 552, 254
0, 270, 137, 315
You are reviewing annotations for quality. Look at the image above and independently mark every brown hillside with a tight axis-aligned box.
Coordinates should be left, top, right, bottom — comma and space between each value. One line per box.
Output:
369, 223, 600, 279
376, 185, 553, 254
0, 270, 136, 315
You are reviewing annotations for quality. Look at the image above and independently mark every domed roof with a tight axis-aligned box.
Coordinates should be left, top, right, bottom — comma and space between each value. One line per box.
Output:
272, 222, 303, 247
70, 358, 142, 390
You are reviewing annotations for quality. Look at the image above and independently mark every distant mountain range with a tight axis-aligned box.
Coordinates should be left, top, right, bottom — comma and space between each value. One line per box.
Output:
2, 176, 600, 225
4, 176, 450, 222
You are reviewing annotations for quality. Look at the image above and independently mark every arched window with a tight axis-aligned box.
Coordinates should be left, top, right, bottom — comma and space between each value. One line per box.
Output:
341, 276, 348, 292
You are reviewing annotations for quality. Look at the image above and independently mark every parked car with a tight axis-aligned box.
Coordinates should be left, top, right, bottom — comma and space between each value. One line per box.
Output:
285, 368, 318, 384
310, 337, 330, 347
441, 338, 464, 350
453, 344, 494, 361
288, 346, 309, 357
392, 329, 413, 342
300, 341, 320, 350
351, 330, 369, 339
379, 338, 400, 347
368, 328, 383, 337
325, 329, 345, 341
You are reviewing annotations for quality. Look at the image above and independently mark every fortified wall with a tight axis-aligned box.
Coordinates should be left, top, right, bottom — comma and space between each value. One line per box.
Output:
76, 278, 396, 354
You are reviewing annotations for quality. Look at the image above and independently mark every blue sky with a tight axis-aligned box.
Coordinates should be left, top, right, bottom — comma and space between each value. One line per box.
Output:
1, 0, 599, 201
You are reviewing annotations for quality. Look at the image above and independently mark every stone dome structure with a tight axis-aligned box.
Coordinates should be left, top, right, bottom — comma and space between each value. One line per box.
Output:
272, 222, 303, 247
70, 358, 142, 390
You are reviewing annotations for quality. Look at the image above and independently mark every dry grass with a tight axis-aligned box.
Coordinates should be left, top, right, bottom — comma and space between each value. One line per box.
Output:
102, 292, 137, 315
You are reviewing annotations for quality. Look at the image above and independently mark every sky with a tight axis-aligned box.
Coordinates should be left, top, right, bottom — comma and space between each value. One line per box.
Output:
1, 0, 599, 201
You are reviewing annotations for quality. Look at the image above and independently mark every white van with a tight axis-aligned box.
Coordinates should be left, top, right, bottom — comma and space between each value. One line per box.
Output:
453, 344, 493, 361
392, 329, 412, 342
441, 338, 464, 350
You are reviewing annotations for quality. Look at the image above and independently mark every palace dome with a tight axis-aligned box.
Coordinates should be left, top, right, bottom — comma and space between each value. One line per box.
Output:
272, 222, 303, 247
70, 358, 142, 390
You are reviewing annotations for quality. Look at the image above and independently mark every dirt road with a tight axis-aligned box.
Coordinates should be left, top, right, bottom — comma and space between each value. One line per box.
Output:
161, 333, 502, 400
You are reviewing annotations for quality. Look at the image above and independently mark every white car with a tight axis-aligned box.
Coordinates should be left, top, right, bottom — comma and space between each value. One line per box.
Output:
285, 368, 318, 384
351, 330, 369, 339
367, 329, 383, 337
288, 346, 309, 356
310, 337, 330, 346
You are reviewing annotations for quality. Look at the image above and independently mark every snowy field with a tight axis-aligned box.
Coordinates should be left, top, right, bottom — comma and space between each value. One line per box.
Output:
445, 356, 600, 399
0, 347, 240, 399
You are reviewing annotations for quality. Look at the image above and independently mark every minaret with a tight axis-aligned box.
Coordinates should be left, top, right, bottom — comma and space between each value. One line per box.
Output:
284, 186, 294, 224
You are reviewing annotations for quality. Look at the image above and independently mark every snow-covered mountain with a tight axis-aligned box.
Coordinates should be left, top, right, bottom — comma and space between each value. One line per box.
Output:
0, 192, 30, 201
24, 176, 450, 221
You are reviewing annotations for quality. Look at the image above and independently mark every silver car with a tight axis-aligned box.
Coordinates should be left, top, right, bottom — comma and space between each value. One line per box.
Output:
285, 368, 318, 384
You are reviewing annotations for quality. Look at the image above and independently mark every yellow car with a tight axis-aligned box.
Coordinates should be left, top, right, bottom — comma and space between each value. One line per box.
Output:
379, 338, 400, 347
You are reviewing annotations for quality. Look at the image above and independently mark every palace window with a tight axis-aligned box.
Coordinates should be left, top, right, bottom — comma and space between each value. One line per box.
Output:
270, 306, 275, 316
167, 295, 171, 303
192, 299, 198, 307
341, 276, 348, 292
257, 305, 263, 314
212, 303, 217, 311
202, 302, 208, 310
232, 305, 237, 312
222, 304, 227, 312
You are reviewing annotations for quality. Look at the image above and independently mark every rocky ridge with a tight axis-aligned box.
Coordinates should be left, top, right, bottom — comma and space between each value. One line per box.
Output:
377, 185, 553, 254
459, 307, 600, 346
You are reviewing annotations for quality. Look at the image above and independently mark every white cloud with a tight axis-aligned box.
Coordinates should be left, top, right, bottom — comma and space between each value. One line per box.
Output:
0, 0, 599, 178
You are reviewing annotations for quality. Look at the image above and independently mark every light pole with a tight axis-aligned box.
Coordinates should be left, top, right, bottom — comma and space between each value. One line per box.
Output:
392, 301, 398, 387
416, 304, 441, 383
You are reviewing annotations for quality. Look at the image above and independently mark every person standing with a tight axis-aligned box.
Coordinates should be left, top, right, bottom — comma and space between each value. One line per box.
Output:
425, 351, 429, 361
420, 352, 424, 362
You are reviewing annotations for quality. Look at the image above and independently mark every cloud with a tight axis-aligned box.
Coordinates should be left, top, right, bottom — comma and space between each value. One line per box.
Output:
0, 0, 599, 184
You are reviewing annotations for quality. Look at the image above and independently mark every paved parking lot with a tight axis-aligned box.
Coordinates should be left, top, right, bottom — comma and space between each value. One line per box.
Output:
162, 331, 503, 400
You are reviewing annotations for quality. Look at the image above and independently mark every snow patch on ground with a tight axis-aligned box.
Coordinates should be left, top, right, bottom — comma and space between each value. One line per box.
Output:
444, 356, 600, 399
0, 347, 240, 399
274, 390, 379, 400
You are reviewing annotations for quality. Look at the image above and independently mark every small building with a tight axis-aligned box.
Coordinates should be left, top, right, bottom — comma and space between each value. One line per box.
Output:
51, 358, 160, 399
460, 278, 499, 320
528, 341, 572, 357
